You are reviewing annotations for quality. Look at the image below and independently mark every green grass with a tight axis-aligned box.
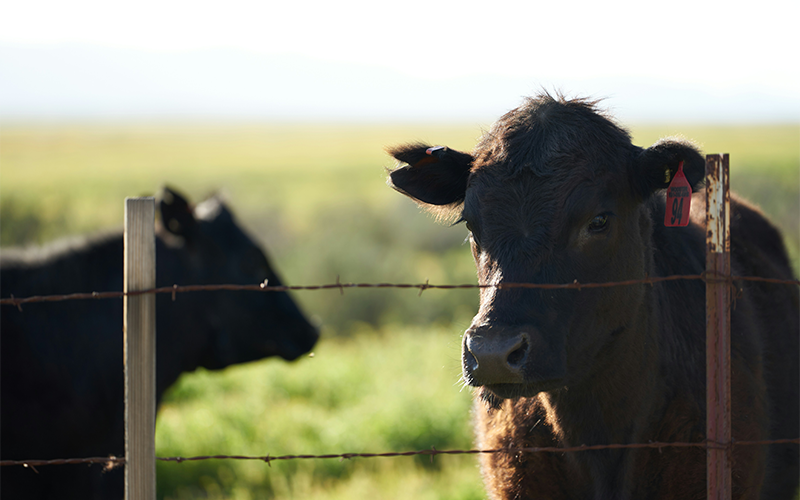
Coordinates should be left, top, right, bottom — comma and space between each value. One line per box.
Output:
155, 326, 485, 500
631, 124, 799, 175
2, 121, 796, 255
0, 122, 481, 239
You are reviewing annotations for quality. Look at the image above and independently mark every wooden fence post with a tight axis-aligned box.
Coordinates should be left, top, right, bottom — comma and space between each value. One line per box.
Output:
705, 154, 731, 499
124, 198, 157, 500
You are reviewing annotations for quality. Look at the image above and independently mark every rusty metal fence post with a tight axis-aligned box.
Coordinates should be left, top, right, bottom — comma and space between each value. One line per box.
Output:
124, 198, 157, 500
705, 154, 731, 499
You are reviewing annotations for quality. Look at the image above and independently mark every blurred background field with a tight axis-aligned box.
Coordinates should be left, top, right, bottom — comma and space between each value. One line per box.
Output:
1, 121, 798, 498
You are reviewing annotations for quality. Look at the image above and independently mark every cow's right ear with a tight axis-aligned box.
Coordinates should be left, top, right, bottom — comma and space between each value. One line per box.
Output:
387, 143, 473, 211
632, 138, 705, 199
159, 186, 197, 237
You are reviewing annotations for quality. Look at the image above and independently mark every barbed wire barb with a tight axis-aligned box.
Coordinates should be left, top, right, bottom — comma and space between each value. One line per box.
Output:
10, 294, 22, 312
419, 279, 430, 297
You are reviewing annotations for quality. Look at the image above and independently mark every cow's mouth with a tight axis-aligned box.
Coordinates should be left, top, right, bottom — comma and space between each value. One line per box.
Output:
477, 379, 566, 408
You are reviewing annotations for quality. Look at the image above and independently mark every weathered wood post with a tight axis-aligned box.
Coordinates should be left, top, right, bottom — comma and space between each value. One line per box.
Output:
705, 154, 731, 499
124, 198, 156, 500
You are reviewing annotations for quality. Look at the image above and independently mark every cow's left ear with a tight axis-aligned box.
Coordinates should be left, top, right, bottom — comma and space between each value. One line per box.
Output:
632, 138, 705, 198
159, 186, 197, 237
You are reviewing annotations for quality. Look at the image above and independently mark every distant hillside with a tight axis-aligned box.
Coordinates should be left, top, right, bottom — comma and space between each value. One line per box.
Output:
1, 44, 799, 122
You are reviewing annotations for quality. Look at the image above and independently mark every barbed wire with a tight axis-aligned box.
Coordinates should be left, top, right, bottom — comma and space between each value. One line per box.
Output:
2, 273, 798, 310
0, 457, 125, 468
2, 272, 798, 471
3, 438, 799, 469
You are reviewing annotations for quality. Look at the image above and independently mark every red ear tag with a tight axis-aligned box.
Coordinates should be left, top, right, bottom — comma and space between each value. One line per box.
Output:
664, 161, 691, 227
426, 146, 445, 155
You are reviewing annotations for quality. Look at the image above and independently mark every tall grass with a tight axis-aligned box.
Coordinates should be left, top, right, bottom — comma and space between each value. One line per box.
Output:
155, 326, 484, 500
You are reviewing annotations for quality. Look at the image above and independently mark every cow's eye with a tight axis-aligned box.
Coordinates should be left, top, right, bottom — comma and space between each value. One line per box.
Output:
588, 214, 609, 233
465, 221, 479, 244
464, 221, 483, 258
469, 235, 482, 261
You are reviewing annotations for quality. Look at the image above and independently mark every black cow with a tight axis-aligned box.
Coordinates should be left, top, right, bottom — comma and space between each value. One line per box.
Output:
1, 187, 318, 499
387, 94, 799, 499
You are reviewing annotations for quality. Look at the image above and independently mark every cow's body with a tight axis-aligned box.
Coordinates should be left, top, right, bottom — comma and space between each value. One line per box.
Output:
387, 94, 799, 499
0, 188, 318, 500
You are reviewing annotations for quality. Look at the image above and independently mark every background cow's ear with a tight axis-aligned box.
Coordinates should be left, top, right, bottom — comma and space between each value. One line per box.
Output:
159, 186, 197, 237
387, 143, 474, 208
633, 138, 705, 198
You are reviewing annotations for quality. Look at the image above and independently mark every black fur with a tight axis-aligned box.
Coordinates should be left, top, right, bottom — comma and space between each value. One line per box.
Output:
387, 143, 473, 207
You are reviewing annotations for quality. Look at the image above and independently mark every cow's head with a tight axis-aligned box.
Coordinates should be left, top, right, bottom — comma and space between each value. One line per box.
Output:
388, 94, 704, 407
156, 187, 318, 375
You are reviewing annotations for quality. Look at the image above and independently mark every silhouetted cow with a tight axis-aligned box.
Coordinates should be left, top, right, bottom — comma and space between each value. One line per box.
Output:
387, 94, 799, 499
1, 187, 318, 499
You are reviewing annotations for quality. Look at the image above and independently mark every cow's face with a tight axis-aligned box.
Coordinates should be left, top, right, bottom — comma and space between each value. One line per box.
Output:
388, 95, 704, 405
460, 161, 652, 403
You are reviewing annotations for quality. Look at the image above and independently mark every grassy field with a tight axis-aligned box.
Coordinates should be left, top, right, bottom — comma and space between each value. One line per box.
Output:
155, 326, 484, 500
2, 122, 796, 254
1, 121, 798, 498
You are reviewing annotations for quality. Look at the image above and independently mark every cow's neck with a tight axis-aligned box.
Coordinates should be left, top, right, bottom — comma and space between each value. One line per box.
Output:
541, 288, 661, 495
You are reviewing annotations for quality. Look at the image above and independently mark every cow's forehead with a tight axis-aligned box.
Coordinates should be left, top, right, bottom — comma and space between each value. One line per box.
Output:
470, 96, 634, 179
464, 117, 635, 223
462, 149, 635, 250
464, 166, 599, 223
462, 163, 635, 272
471, 133, 632, 180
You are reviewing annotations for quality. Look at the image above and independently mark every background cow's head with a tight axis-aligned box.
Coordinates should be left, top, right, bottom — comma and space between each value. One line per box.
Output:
156, 187, 318, 390
388, 94, 705, 407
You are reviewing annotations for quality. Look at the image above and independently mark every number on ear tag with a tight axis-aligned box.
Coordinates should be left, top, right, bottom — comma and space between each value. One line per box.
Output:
664, 161, 692, 227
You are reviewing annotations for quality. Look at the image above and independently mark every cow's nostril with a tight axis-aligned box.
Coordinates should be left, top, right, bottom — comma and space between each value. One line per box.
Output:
465, 348, 479, 372
507, 338, 528, 367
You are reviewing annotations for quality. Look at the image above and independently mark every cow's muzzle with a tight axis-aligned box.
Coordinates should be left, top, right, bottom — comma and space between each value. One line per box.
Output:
462, 325, 566, 396
463, 330, 529, 385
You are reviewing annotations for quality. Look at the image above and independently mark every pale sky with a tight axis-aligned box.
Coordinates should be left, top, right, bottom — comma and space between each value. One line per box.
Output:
1, 0, 798, 120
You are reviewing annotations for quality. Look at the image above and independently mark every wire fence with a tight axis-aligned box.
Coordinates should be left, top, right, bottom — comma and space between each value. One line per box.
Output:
3, 273, 799, 309
4, 438, 800, 470
2, 273, 799, 471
